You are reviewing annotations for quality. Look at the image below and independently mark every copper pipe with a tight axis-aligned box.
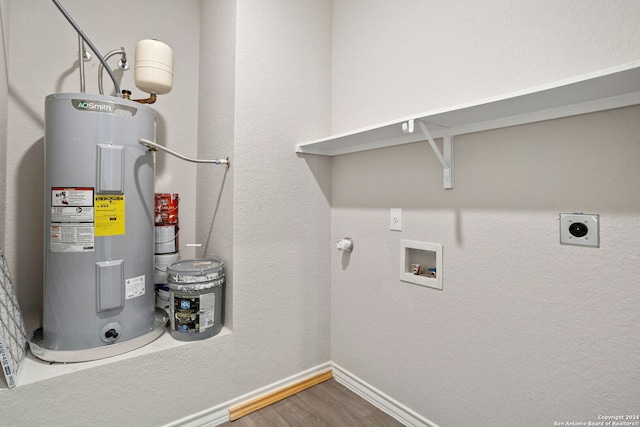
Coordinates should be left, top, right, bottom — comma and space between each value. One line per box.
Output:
133, 94, 157, 104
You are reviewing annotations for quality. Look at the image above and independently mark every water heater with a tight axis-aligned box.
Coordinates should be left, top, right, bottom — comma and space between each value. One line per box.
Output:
29, 93, 166, 362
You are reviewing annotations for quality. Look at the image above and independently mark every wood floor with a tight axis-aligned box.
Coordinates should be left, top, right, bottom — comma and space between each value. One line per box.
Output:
219, 379, 404, 427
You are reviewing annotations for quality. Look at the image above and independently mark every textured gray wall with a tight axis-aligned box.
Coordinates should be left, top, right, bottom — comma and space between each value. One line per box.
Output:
330, 1, 640, 426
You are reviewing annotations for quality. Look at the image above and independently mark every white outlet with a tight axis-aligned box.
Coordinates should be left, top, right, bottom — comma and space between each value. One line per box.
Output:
390, 208, 402, 231
559, 213, 600, 247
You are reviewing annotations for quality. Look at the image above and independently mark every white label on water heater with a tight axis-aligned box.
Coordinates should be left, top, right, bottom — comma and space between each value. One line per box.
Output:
51, 187, 94, 207
125, 275, 146, 300
50, 187, 95, 252
51, 206, 94, 223
50, 224, 95, 252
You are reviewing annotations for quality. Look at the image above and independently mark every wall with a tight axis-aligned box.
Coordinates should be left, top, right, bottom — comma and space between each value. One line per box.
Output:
231, 0, 332, 383
0, 0, 8, 247
0, 1, 332, 426
329, 1, 640, 426
196, 0, 236, 328
332, 0, 640, 132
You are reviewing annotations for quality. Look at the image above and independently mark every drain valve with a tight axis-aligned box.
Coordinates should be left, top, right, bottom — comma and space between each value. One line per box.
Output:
105, 329, 119, 339
100, 322, 122, 343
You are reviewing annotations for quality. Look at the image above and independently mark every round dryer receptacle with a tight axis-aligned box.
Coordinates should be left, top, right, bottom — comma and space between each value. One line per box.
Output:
100, 322, 122, 343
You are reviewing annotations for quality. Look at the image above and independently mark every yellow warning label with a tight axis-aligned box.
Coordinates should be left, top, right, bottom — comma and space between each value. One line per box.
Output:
95, 195, 125, 236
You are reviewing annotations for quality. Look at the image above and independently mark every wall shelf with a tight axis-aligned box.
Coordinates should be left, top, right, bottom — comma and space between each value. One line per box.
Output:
296, 61, 640, 188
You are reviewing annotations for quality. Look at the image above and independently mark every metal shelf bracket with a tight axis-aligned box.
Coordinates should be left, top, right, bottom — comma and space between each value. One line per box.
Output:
402, 119, 453, 189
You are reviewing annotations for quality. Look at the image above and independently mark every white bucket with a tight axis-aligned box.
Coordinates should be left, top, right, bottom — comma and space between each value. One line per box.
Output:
155, 225, 179, 254
154, 253, 180, 284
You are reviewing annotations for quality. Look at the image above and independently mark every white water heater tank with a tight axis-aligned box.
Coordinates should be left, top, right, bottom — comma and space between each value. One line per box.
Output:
31, 93, 166, 362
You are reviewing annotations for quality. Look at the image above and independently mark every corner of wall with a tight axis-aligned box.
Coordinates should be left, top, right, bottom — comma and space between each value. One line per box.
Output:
0, 0, 9, 247
196, 0, 236, 329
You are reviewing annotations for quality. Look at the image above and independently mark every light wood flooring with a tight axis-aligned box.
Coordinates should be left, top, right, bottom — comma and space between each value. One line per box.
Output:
219, 378, 404, 427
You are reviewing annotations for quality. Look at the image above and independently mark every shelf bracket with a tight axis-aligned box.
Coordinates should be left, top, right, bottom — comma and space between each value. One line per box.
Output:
402, 119, 453, 189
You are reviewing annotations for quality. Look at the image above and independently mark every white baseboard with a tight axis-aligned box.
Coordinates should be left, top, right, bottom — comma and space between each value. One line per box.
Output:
162, 362, 332, 427
331, 363, 440, 427
162, 361, 438, 427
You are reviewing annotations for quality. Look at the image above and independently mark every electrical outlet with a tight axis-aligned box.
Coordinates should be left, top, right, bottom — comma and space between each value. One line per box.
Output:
559, 213, 599, 247
390, 208, 402, 231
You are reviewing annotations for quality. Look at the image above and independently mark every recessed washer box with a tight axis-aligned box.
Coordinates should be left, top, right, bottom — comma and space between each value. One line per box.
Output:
559, 213, 600, 248
400, 240, 443, 290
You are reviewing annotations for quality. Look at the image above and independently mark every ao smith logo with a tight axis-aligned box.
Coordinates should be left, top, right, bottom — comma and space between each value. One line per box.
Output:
74, 100, 113, 113
72, 99, 114, 113
70, 98, 138, 117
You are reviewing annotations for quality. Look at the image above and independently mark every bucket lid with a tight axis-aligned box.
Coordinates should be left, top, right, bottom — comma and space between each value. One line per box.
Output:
166, 258, 224, 285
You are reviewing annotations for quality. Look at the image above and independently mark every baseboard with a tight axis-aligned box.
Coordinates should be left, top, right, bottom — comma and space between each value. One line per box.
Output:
162, 361, 438, 427
331, 363, 440, 427
162, 362, 332, 427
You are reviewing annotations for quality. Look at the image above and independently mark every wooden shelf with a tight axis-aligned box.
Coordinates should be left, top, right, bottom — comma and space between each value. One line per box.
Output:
296, 61, 640, 157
